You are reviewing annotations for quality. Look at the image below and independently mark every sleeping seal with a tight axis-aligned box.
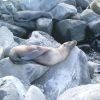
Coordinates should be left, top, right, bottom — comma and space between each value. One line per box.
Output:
88, 0, 100, 15
9, 40, 77, 65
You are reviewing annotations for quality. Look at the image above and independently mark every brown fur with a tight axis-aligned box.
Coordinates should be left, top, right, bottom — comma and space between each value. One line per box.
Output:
9, 41, 77, 65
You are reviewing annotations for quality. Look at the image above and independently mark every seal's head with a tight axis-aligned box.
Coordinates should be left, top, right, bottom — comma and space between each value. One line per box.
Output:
62, 40, 77, 50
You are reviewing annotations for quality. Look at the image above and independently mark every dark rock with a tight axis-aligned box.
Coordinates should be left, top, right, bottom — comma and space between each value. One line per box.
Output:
55, 19, 87, 42
50, 3, 77, 20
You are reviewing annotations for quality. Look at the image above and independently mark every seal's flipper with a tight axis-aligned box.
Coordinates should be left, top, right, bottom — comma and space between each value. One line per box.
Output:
21, 48, 48, 60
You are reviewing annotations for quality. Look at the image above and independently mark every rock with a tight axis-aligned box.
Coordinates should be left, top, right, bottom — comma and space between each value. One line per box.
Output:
88, 19, 100, 37
89, 0, 100, 15
77, 9, 100, 23
25, 85, 46, 100
0, 46, 4, 59
55, 19, 87, 42
13, 11, 52, 22
78, 44, 92, 53
0, 76, 26, 100
21, 0, 59, 11
36, 18, 53, 34
60, 0, 76, 6
0, 26, 18, 57
76, 0, 92, 9
26, 31, 60, 47
50, 3, 77, 20
88, 61, 100, 78
0, 21, 27, 38
34, 47, 90, 100
0, 57, 49, 84
57, 84, 100, 100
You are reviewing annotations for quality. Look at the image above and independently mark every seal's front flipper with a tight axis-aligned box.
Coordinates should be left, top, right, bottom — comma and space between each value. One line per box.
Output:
21, 48, 47, 60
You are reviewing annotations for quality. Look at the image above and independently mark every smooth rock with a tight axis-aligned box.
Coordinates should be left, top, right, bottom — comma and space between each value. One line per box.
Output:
50, 3, 77, 20
0, 21, 27, 38
0, 76, 26, 100
34, 47, 90, 100
57, 84, 100, 100
77, 9, 100, 22
36, 18, 53, 34
21, 0, 60, 11
76, 0, 92, 8
25, 85, 46, 100
55, 19, 87, 42
0, 57, 49, 84
88, 19, 100, 37
60, 0, 76, 6
26, 31, 60, 47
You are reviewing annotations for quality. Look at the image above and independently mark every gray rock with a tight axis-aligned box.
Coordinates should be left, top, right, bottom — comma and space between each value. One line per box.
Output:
55, 19, 87, 42
76, 0, 92, 8
60, 0, 76, 6
88, 19, 100, 37
0, 21, 27, 38
36, 18, 53, 34
26, 31, 60, 47
50, 3, 77, 20
34, 47, 90, 100
57, 84, 100, 100
21, 0, 60, 11
0, 76, 26, 100
73, 9, 100, 23
0, 26, 18, 57
0, 57, 49, 84
0, 46, 4, 60
25, 85, 46, 100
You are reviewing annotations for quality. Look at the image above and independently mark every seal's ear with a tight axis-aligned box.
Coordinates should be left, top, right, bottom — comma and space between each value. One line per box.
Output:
21, 47, 48, 60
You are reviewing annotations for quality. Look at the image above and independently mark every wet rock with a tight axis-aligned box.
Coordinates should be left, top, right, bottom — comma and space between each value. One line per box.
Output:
36, 18, 53, 34
50, 3, 77, 20
57, 84, 100, 100
0, 76, 26, 100
34, 47, 90, 100
55, 19, 87, 42
0, 21, 27, 38
25, 85, 46, 100
0, 57, 49, 85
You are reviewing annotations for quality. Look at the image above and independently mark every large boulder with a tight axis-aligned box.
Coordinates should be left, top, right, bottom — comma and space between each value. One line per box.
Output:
88, 19, 100, 37
72, 9, 100, 23
0, 21, 27, 38
0, 57, 49, 85
26, 31, 60, 47
57, 84, 100, 100
36, 18, 53, 34
76, 0, 92, 9
21, 0, 60, 11
0, 76, 26, 100
55, 19, 87, 42
25, 85, 46, 100
50, 3, 77, 20
34, 47, 90, 100
0, 26, 18, 57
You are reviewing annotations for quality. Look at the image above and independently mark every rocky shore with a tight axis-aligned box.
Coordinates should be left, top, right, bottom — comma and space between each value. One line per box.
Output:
0, 0, 100, 100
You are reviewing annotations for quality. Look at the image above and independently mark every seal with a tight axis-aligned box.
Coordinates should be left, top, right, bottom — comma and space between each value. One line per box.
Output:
87, 0, 100, 15
9, 40, 77, 65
